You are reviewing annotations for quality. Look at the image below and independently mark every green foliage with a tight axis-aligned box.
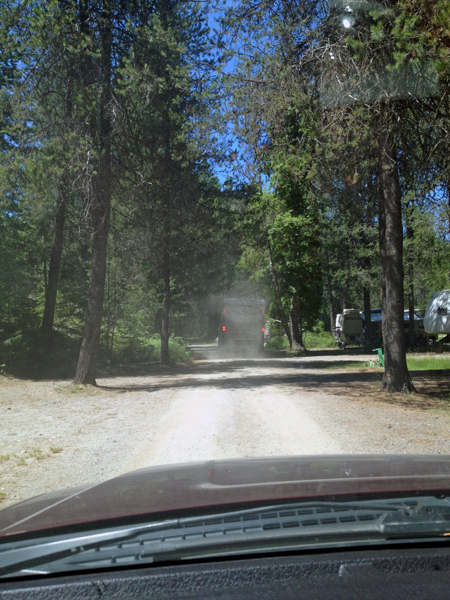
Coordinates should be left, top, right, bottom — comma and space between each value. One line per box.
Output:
303, 322, 337, 350
265, 335, 289, 351
0, 328, 79, 377
407, 356, 450, 371
146, 335, 191, 364
2, 0, 450, 380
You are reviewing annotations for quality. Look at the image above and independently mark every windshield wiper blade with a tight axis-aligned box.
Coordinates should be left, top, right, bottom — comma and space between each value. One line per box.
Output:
380, 496, 450, 536
2, 497, 450, 577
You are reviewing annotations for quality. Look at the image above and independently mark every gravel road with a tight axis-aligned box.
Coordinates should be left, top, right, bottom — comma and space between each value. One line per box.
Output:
1, 353, 450, 509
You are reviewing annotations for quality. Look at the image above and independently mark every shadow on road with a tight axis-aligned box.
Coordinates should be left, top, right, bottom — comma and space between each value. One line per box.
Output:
96, 356, 450, 412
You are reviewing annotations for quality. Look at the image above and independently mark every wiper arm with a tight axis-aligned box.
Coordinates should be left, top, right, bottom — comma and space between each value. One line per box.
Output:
0, 519, 179, 577
380, 496, 450, 536
2, 497, 450, 577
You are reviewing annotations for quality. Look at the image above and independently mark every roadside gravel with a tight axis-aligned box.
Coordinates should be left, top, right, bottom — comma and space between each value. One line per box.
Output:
1, 354, 450, 510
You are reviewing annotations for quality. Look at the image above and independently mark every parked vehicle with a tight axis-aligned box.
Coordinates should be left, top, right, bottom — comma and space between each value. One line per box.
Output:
424, 290, 450, 351
359, 309, 432, 350
424, 290, 450, 335
219, 297, 265, 352
333, 309, 363, 349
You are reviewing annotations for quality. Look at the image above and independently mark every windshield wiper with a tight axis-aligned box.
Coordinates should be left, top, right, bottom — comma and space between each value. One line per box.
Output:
2, 496, 450, 577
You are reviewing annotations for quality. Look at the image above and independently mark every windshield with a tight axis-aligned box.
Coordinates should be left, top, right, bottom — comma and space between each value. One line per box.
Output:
1, 0, 450, 571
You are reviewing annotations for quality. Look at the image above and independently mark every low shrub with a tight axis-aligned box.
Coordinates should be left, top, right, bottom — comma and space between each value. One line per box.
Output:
265, 335, 289, 350
0, 327, 80, 378
303, 321, 336, 350
147, 335, 191, 364
303, 332, 336, 350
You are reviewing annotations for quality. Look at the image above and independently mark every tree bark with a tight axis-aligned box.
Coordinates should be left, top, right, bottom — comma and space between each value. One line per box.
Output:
268, 241, 293, 347
74, 3, 112, 385
326, 273, 335, 334
42, 188, 67, 334
290, 288, 305, 350
378, 115, 414, 392
42, 59, 73, 336
408, 275, 415, 348
160, 206, 171, 366
363, 282, 372, 352
342, 272, 349, 310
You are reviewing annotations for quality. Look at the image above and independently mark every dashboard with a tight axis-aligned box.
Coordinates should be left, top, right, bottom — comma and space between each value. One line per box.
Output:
1, 543, 450, 598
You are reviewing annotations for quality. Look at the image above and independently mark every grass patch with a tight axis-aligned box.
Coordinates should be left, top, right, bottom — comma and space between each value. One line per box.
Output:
0, 491, 6, 501
0, 454, 10, 463
321, 361, 376, 370
431, 406, 450, 414
28, 448, 46, 460
50, 446, 63, 454
407, 356, 450, 371
318, 356, 450, 373
70, 385, 85, 393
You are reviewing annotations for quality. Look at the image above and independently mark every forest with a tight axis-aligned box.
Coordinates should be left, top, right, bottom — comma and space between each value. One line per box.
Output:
1, 0, 450, 391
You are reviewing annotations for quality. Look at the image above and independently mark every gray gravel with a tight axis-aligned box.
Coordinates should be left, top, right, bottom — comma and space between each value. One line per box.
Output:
1, 354, 450, 510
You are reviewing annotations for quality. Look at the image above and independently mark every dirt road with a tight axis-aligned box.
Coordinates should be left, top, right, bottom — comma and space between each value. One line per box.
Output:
2, 353, 450, 509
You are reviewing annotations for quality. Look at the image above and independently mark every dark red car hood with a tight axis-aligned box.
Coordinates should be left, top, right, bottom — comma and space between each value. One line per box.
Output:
2, 454, 450, 538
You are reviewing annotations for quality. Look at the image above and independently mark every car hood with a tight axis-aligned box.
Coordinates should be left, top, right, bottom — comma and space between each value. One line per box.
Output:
2, 454, 450, 538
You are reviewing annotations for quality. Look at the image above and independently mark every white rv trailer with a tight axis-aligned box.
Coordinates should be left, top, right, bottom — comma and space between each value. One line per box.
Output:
334, 309, 363, 349
424, 290, 450, 335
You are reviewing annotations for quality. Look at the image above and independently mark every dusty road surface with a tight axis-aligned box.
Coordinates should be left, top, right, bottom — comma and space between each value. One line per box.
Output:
2, 352, 450, 509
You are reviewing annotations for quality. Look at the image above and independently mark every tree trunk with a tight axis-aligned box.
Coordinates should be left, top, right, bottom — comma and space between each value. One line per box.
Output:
363, 283, 372, 352
74, 3, 112, 385
326, 273, 335, 334
42, 63, 73, 336
378, 118, 413, 392
408, 275, 415, 348
160, 213, 171, 365
342, 272, 349, 310
160, 104, 172, 365
42, 188, 67, 335
290, 289, 304, 350
268, 241, 293, 347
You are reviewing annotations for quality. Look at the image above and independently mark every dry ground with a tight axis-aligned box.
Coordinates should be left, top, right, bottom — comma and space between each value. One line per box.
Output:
1, 352, 450, 510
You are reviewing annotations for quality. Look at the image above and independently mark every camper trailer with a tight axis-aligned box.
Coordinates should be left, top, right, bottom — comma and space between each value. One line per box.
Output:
424, 290, 450, 351
424, 290, 450, 335
334, 309, 363, 349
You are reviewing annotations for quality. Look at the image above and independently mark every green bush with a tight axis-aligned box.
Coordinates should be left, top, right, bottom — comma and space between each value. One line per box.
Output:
303, 321, 336, 350
147, 334, 191, 364
265, 335, 289, 350
0, 327, 80, 377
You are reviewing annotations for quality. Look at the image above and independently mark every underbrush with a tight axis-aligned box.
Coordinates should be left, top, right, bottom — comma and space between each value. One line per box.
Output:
0, 327, 80, 378
266, 322, 337, 351
0, 324, 192, 378
146, 335, 191, 364
303, 322, 336, 350
265, 335, 289, 350
112, 334, 191, 365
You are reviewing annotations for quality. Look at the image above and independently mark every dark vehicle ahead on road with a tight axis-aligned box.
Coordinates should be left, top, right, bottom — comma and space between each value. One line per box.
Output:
219, 297, 265, 353
3, 456, 450, 598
